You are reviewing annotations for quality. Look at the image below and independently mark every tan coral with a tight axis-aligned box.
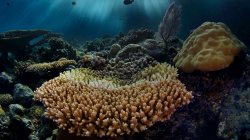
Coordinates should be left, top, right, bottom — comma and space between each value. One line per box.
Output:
82, 55, 93, 62
26, 58, 76, 72
33, 63, 193, 137
0, 105, 5, 116
173, 22, 246, 73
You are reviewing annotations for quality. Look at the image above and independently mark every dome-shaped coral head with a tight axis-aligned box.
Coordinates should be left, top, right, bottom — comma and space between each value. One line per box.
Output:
72, 1, 77, 5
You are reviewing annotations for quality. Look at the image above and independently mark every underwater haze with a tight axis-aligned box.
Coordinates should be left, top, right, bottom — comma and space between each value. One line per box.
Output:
1, 0, 249, 40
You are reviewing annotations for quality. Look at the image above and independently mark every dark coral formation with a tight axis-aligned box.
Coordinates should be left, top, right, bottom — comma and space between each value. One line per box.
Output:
80, 46, 158, 82
80, 51, 109, 70
0, 29, 51, 60
119, 28, 154, 47
96, 49, 158, 80
47, 38, 77, 61
0, 105, 11, 139
0, 29, 65, 72
109, 44, 122, 59
30, 32, 63, 48
0, 29, 51, 71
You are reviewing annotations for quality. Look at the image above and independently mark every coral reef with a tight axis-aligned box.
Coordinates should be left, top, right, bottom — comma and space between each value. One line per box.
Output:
37, 113, 58, 140
14, 60, 37, 75
217, 88, 250, 139
29, 105, 45, 129
47, 38, 77, 61
27, 37, 77, 64
101, 33, 112, 39
109, 44, 121, 59
0, 72, 15, 93
0, 71, 14, 84
173, 22, 246, 73
33, 62, 193, 137
13, 83, 35, 108
85, 41, 97, 52
138, 38, 183, 64
0, 94, 13, 106
80, 46, 158, 80
81, 52, 109, 70
9, 104, 38, 140
0, 29, 51, 60
0, 29, 66, 72
95, 49, 158, 80
116, 44, 147, 59
119, 28, 154, 47
0, 105, 11, 139
30, 32, 63, 48
83, 38, 107, 53
26, 58, 77, 73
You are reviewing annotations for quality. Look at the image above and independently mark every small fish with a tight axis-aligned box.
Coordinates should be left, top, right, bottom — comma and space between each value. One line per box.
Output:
6, 2, 9, 6
72, 1, 77, 5
119, 18, 122, 20
76, 20, 80, 23
124, 0, 134, 5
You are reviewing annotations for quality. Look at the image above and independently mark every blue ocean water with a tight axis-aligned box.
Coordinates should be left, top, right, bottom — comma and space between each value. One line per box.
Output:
1, 0, 249, 40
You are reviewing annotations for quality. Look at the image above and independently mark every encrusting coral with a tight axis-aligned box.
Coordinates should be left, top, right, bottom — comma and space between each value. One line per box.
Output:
0, 105, 11, 139
29, 105, 45, 129
14, 60, 37, 75
26, 58, 76, 73
0, 94, 13, 106
173, 22, 246, 73
33, 62, 193, 137
118, 28, 154, 47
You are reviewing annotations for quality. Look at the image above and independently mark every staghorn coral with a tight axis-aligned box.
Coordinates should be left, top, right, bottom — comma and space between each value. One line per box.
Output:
33, 62, 193, 137
0, 94, 13, 106
173, 22, 246, 73
26, 58, 77, 73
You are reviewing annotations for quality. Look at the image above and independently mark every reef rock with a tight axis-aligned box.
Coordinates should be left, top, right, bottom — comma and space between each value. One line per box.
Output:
13, 83, 34, 108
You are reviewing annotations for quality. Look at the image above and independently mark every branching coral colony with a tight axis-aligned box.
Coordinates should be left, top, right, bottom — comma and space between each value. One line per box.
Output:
33, 63, 193, 137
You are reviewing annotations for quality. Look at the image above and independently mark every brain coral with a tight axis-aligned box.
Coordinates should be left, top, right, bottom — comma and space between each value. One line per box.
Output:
173, 22, 246, 73
33, 63, 193, 137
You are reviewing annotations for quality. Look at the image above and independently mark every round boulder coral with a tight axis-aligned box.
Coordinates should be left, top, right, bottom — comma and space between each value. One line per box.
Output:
173, 22, 246, 73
